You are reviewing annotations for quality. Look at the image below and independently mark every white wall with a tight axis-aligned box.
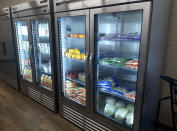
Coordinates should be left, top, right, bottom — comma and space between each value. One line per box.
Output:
158, 0, 177, 127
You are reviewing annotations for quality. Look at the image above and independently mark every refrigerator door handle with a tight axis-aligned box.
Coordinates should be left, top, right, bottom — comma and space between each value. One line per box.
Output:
30, 45, 34, 61
89, 52, 93, 81
86, 52, 90, 76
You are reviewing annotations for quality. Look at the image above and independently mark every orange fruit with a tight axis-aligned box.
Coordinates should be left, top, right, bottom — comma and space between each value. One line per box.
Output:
74, 34, 78, 38
79, 34, 85, 39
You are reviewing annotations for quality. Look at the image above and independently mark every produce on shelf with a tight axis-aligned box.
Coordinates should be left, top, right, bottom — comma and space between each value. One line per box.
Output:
65, 48, 86, 61
111, 87, 128, 96
115, 101, 125, 109
98, 77, 119, 89
104, 98, 117, 117
78, 73, 85, 83
125, 60, 138, 70
65, 72, 85, 83
23, 67, 32, 81
65, 80, 86, 105
126, 104, 134, 112
66, 72, 78, 79
103, 98, 134, 126
99, 57, 126, 67
41, 74, 52, 90
99, 56, 139, 70
125, 112, 134, 127
114, 108, 129, 122
66, 34, 85, 39
98, 77, 136, 100
98, 77, 132, 96
98, 32, 140, 40
124, 91, 136, 100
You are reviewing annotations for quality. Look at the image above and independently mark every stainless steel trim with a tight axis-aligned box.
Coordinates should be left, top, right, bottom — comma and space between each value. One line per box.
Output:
89, 1, 152, 130
0, 7, 11, 20
54, 0, 146, 12
11, 0, 53, 18
11, 0, 49, 13
0, 7, 10, 15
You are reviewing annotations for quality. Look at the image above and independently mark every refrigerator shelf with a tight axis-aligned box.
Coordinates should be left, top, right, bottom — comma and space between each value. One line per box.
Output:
64, 57, 85, 63
97, 111, 132, 129
65, 96, 86, 106
66, 37, 85, 40
40, 72, 52, 76
98, 63, 137, 72
24, 65, 32, 69
98, 37, 140, 42
66, 77, 86, 86
41, 85, 52, 91
21, 50, 30, 52
23, 77, 32, 82
98, 88, 135, 103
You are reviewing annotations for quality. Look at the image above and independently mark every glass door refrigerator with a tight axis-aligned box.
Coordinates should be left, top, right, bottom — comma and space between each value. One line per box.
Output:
54, 0, 172, 130
0, 7, 19, 90
90, 3, 151, 131
12, 0, 57, 112
55, 10, 90, 112
14, 18, 34, 84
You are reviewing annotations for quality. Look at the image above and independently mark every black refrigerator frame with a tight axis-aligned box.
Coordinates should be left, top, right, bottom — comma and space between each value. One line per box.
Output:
12, 0, 58, 113
54, 0, 172, 130
0, 7, 19, 90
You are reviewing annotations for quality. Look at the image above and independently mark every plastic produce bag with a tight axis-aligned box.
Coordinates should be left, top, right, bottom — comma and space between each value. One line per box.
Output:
114, 108, 129, 122
104, 98, 116, 117
126, 112, 134, 127
115, 101, 125, 109
126, 104, 134, 112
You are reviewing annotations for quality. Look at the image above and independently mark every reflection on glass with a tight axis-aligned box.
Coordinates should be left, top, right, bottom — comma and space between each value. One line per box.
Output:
58, 16, 86, 106
31, 19, 52, 91
95, 11, 143, 128
15, 21, 32, 82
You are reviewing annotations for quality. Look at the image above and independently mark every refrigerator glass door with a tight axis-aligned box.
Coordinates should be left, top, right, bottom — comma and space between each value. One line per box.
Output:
31, 19, 52, 91
15, 21, 33, 82
94, 10, 143, 128
58, 15, 86, 106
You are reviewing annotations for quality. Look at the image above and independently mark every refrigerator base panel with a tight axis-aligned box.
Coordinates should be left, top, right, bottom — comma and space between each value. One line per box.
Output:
0, 73, 19, 90
20, 82, 55, 112
60, 104, 129, 131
